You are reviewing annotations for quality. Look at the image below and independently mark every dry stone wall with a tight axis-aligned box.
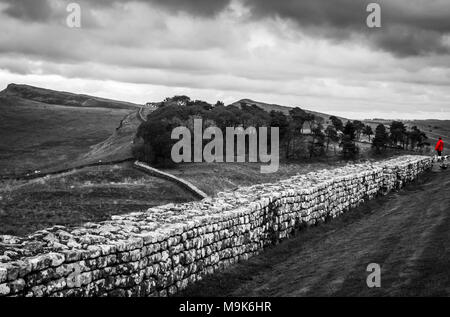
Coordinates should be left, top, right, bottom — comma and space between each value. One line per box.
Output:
133, 161, 208, 199
0, 155, 432, 297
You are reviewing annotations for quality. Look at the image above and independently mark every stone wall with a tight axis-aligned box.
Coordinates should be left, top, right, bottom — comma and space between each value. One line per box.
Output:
0, 155, 432, 297
134, 161, 208, 199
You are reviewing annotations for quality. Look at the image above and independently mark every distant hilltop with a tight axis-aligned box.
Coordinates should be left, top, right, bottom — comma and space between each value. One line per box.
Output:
0, 83, 141, 110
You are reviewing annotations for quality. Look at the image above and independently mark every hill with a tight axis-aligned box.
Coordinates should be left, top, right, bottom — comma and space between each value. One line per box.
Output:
0, 163, 196, 236
0, 84, 142, 177
0, 83, 140, 110
406, 120, 450, 155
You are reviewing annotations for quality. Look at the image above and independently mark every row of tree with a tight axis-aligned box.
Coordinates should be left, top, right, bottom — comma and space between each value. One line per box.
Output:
135, 97, 278, 165
134, 96, 429, 166
372, 121, 429, 153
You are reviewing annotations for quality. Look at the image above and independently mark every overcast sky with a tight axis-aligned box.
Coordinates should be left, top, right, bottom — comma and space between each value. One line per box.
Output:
0, 0, 449, 119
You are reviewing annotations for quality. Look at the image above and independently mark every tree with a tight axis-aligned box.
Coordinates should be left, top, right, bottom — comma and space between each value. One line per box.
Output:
309, 123, 325, 158
304, 113, 317, 132
408, 126, 428, 150
136, 116, 183, 166
340, 135, 360, 159
329, 116, 344, 132
390, 121, 407, 148
164, 95, 191, 106
372, 124, 390, 153
270, 111, 289, 140
270, 111, 290, 158
289, 107, 308, 134
353, 120, 365, 140
340, 121, 359, 159
343, 121, 357, 140
208, 106, 235, 130
363, 125, 374, 142
309, 115, 323, 130
240, 104, 271, 128
325, 125, 339, 152
287, 107, 309, 157
187, 100, 213, 110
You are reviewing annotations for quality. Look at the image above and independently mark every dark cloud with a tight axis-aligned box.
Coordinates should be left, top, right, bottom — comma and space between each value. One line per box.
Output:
1, 0, 53, 22
141, 0, 232, 16
0, 0, 233, 28
245, 0, 372, 30
242, 0, 450, 57
1, 0, 450, 57
381, 0, 450, 33
89, 0, 450, 57
73, 0, 232, 17
372, 25, 450, 56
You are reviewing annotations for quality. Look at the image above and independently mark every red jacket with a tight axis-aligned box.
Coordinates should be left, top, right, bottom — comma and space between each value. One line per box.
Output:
435, 139, 444, 151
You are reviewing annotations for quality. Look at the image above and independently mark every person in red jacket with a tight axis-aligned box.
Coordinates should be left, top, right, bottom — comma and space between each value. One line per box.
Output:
435, 137, 444, 156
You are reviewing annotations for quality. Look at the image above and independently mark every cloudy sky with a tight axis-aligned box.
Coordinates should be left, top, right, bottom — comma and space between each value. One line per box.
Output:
0, 0, 449, 119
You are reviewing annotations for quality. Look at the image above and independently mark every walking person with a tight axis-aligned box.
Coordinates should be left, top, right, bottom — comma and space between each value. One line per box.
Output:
435, 137, 444, 157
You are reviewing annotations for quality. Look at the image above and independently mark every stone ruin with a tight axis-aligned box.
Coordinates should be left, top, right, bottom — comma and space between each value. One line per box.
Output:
0, 155, 432, 297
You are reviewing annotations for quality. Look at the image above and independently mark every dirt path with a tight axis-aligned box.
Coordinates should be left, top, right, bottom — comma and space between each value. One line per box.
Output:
180, 167, 450, 297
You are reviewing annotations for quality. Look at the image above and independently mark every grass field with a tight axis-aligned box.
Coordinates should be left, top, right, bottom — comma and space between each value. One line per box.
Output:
0, 162, 196, 236
162, 161, 347, 196
0, 95, 136, 177
162, 146, 419, 196
3, 83, 139, 110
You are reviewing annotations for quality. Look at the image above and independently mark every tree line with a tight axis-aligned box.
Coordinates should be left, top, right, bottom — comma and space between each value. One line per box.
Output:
134, 96, 429, 166
371, 121, 429, 153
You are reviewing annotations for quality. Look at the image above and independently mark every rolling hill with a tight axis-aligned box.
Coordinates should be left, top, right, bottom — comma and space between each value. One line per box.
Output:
1, 83, 140, 110
406, 120, 450, 155
0, 84, 142, 177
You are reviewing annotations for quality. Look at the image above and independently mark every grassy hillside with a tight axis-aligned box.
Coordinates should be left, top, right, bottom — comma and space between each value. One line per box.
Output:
1, 83, 140, 110
0, 163, 196, 236
0, 85, 142, 177
406, 120, 450, 155
162, 161, 346, 196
